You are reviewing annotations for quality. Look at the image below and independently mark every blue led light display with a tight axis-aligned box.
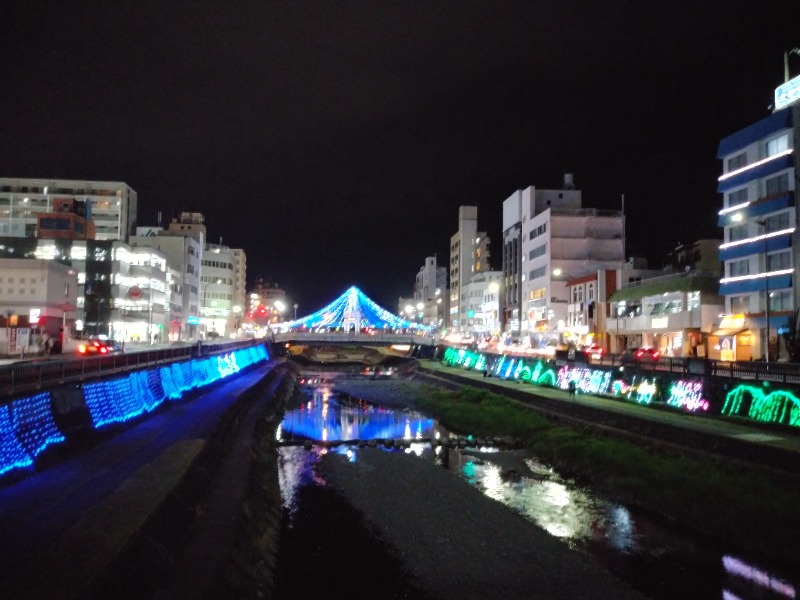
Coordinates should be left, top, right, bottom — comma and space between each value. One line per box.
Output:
9, 392, 65, 458
0, 404, 35, 474
282, 285, 431, 331
0, 345, 270, 478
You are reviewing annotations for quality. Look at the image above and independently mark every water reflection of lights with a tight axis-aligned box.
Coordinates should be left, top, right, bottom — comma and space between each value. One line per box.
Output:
405, 442, 426, 457
479, 464, 505, 502
459, 454, 638, 551
605, 506, 636, 551
280, 393, 436, 443
723, 555, 796, 599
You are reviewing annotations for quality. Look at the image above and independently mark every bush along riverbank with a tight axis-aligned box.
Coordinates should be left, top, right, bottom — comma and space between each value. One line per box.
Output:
412, 384, 800, 567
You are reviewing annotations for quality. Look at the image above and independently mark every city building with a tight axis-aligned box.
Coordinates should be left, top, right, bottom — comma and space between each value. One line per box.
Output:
248, 277, 288, 332
607, 248, 723, 357
0, 237, 167, 344
413, 255, 448, 329
231, 248, 247, 333
502, 174, 625, 347
566, 258, 662, 353
0, 258, 78, 354
130, 220, 203, 340
716, 87, 799, 361
0, 178, 137, 242
201, 243, 242, 337
449, 206, 491, 332
462, 270, 502, 336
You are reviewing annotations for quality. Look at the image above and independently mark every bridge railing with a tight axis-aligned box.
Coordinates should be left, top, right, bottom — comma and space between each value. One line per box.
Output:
273, 330, 437, 345
0, 338, 264, 398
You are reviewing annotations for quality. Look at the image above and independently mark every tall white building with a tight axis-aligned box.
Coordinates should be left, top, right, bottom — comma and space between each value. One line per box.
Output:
716, 92, 798, 361
449, 206, 490, 332
462, 270, 502, 335
413, 256, 447, 329
502, 175, 625, 347
201, 243, 246, 337
0, 178, 137, 241
130, 221, 203, 340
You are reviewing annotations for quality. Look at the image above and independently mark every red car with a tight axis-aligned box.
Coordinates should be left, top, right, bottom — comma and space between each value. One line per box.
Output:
78, 337, 124, 355
583, 343, 605, 359
622, 347, 660, 364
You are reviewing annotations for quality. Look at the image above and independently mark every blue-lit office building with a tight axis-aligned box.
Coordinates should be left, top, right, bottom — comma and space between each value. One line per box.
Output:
716, 78, 800, 361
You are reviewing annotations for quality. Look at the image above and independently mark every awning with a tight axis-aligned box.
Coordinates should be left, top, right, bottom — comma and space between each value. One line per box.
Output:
710, 328, 747, 336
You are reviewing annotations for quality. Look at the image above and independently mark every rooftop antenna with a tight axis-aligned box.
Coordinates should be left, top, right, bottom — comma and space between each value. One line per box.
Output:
785, 47, 800, 82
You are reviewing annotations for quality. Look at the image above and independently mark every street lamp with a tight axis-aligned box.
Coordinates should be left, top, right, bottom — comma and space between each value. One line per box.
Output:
756, 220, 771, 363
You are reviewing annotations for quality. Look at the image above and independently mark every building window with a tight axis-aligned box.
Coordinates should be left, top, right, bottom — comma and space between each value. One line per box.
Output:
770, 290, 792, 311
727, 152, 747, 172
529, 265, 547, 279
764, 211, 790, 232
727, 188, 748, 207
528, 243, 547, 260
766, 134, 789, 157
587, 283, 594, 300
729, 224, 748, 242
768, 250, 791, 271
765, 172, 789, 197
729, 259, 750, 277
730, 295, 749, 314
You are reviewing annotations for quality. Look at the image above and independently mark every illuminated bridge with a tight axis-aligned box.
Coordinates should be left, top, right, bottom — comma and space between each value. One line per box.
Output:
271, 286, 437, 348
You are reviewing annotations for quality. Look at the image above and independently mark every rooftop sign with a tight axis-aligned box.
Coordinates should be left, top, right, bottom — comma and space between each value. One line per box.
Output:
775, 74, 800, 110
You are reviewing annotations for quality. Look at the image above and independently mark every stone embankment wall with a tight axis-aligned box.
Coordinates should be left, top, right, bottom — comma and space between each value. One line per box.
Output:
0, 344, 270, 479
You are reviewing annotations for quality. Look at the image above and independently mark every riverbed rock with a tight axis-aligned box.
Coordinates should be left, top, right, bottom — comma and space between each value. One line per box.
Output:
318, 447, 646, 599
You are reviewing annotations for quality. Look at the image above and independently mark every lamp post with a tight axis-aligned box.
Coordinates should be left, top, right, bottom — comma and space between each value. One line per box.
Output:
756, 220, 771, 363
294, 303, 298, 320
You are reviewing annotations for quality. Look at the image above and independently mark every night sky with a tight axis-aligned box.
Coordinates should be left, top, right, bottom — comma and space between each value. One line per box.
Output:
1, 1, 799, 313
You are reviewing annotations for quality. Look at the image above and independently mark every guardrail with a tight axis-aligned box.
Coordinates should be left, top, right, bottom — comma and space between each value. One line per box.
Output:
0, 338, 264, 398
588, 352, 800, 384
442, 342, 800, 385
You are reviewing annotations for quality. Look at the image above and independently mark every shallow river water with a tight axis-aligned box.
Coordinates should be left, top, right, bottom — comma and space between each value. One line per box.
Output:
271, 384, 798, 600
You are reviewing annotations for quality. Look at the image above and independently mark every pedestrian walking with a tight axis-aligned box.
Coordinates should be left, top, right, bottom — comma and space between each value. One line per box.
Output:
568, 380, 576, 399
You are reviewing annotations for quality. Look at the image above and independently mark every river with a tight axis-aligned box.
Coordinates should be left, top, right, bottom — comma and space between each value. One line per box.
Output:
270, 381, 798, 599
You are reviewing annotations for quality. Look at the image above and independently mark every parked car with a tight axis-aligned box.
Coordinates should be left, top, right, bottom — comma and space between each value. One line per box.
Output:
621, 347, 660, 364
583, 343, 605, 359
77, 336, 124, 356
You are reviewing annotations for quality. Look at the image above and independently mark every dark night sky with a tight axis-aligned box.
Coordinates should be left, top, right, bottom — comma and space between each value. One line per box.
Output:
1, 1, 799, 313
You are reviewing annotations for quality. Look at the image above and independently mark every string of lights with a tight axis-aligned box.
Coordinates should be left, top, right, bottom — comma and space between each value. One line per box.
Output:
282, 286, 431, 331
0, 345, 269, 477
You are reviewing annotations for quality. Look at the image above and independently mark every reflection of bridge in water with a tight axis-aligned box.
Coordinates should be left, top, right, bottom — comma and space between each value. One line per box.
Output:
278, 387, 437, 444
